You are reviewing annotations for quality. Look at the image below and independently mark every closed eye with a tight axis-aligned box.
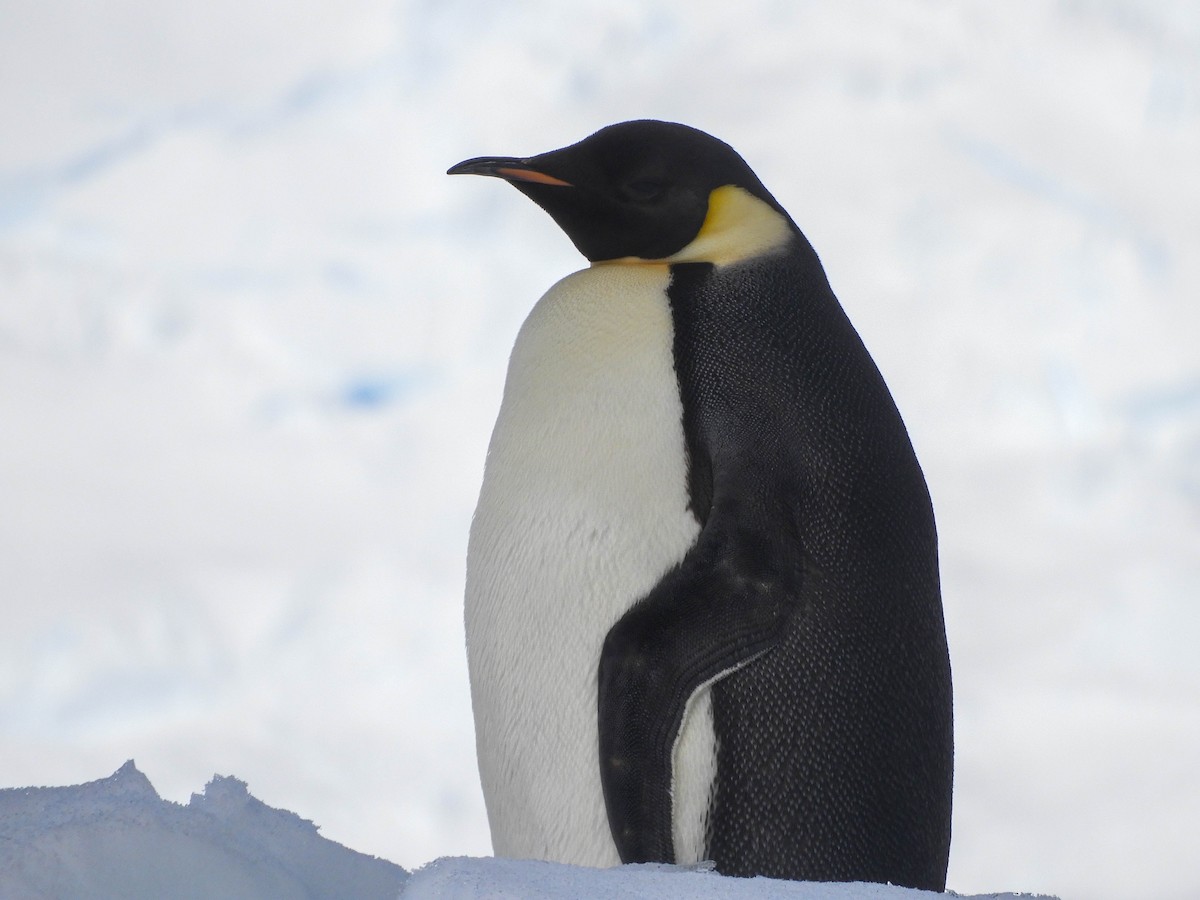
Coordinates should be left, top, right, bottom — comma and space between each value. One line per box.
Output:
624, 178, 667, 201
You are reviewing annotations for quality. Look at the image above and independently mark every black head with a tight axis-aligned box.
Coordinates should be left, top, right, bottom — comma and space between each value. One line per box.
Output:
448, 120, 796, 263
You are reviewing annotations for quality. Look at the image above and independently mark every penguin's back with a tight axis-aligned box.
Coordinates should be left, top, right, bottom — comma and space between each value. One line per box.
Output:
665, 249, 952, 885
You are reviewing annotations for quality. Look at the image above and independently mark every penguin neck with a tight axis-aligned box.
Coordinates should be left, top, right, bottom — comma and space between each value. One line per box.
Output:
592, 186, 795, 270
668, 185, 795, 266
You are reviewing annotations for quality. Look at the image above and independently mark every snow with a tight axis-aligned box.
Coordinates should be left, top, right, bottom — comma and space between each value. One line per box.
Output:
0, 766, 1056, 900
1, 1, 1197, 898
0, 762, 407, 899
404, 856, 1056, 900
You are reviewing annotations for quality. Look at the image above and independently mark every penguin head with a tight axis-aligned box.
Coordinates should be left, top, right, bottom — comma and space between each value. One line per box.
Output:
448, 120, 797, 264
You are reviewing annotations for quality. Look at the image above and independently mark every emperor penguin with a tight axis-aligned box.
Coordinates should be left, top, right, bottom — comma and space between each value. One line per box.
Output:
449, 120, 953, 891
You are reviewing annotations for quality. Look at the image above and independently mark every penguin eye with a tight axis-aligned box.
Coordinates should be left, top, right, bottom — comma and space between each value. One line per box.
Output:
624, 178, 667, 202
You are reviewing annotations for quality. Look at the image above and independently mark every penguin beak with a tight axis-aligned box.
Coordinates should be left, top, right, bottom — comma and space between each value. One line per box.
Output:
447, 156, 573, 187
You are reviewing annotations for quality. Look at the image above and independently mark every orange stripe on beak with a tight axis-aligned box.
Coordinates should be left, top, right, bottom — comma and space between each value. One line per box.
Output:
496, 167, 572, 187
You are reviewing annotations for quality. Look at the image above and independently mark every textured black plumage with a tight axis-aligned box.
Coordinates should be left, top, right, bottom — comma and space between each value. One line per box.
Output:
667, 250, 952, 888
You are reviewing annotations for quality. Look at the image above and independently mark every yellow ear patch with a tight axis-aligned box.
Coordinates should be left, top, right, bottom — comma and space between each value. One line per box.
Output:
665, 185, 793, 266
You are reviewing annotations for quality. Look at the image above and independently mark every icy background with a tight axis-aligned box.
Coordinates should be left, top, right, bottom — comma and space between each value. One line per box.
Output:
1, 1, 1196, 898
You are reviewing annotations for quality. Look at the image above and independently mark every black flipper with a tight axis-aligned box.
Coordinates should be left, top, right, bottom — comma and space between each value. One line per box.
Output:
597, 519, 798, 864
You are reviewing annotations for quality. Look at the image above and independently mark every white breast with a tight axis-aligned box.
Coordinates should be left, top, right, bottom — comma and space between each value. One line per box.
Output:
465, 263, 706, 867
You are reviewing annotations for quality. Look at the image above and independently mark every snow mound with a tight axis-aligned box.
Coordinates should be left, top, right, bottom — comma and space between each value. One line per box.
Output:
0, 762, 407, 899
403, 856, 1059, 900
0, 764, 1061, 899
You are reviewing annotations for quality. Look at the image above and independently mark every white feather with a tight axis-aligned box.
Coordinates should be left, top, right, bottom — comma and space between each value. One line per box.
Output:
465, 262, 705, 866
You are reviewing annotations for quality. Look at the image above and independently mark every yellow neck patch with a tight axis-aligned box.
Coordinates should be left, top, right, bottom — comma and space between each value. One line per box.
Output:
665, 185, 793, 266
590, 185, 794, 269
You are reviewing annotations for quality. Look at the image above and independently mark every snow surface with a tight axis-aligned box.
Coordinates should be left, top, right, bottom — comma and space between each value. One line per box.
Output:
1, 1, 1197, 899
403, 856, 1057, 900
0, 765, 1056, 900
